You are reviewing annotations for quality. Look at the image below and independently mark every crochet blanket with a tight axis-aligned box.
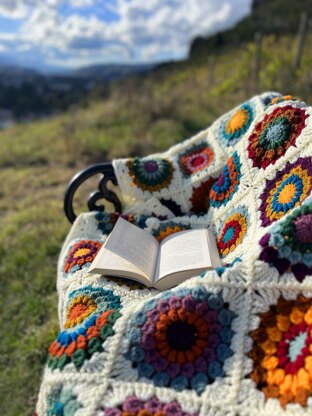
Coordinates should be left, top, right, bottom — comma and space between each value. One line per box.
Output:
36, 92, 312, 416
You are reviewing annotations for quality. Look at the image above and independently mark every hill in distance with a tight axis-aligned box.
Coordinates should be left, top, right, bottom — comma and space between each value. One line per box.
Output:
0, 62, 154, 120
1, 0, 312, 415
190, 0, 312, 57
1, 0, 311, 121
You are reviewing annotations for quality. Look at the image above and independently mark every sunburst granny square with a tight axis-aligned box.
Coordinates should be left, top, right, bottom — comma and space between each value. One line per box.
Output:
36, 93, 312, 416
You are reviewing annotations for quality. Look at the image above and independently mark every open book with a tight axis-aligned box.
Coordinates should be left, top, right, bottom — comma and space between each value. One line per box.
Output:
88, 217, 221, 290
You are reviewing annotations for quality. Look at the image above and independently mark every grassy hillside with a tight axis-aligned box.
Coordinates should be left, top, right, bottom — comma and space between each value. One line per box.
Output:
1, 29, 312, 415
190, 0, 312, 57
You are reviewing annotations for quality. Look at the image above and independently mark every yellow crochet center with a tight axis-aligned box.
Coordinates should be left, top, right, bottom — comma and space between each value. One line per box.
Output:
225, 109, 248, 134
278, 183, 297, 204
64, 295, 97, 328
73, 248, 91, 258
266, 167, 311, 222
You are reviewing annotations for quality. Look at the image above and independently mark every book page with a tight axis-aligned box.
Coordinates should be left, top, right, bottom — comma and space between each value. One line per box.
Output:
97, 217, 159, 280
154, 229, 212, 282
89, 247, 153, 286
207, 229, 222, 269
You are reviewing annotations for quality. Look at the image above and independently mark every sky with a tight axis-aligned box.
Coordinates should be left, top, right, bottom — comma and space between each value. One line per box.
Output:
0, 0, 253, 72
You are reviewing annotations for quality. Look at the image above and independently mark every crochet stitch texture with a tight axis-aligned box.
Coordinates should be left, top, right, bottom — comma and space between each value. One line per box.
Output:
36, 92, 312, 416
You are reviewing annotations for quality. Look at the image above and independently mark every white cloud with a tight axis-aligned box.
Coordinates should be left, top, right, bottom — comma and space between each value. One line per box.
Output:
0, 0, 95, 19
0, 32, 18, 41
0, 0, 253, 68
69, 0, 95, 7
106, 0, 252, 61
0, 0, 29, 19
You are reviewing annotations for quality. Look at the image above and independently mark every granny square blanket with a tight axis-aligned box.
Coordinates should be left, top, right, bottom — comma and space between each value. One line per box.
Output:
36, 92, 312, 416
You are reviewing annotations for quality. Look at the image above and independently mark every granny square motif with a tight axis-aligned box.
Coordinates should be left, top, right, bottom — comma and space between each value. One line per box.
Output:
36, 93, 312, 416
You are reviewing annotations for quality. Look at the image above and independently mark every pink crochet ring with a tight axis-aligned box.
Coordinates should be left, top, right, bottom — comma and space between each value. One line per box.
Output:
36, 93, 312, 416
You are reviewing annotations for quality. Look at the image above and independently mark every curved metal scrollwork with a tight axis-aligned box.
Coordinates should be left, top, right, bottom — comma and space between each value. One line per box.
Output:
64, 163, 122, 223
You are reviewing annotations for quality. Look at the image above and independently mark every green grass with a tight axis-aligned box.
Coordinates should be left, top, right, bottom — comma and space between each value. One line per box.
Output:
1, 32, 312, 415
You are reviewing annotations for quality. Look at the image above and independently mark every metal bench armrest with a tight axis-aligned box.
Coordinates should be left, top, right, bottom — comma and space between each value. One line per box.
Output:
64, 163, 122, 223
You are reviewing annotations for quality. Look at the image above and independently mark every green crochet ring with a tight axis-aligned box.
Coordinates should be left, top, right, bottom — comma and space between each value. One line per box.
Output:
36, 92, 312, 416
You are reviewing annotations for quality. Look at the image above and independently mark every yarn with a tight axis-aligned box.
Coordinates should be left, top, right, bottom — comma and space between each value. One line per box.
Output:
259, 198, 312, 281
178, 143, 214, 177
209, 151, 241, 208
36, 93, 312, 416
259, 158, 312, 227
219, 102, 254, 146
190, 178, 215, 214
217, 206, 249, 258
249, 295, 312, 408
95, 212, 150, 235
48, 287, 121, 370
103, 395, 197, 416
152, 222, 190, 242
46, 385, 81, 416
248, 105, 309, 169
64, 240, 102, 274
124, 287, 235, 394
127, 157, 174, 192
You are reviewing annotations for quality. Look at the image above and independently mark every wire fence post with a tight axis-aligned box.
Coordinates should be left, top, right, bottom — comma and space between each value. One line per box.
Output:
207, 55, 215, 85
252, 32, 262, 92
292, 12, 308, 71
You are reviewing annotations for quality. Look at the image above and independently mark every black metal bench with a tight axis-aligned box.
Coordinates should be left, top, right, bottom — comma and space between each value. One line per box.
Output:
64, 162, 184, 223
64, 163, 122, 223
